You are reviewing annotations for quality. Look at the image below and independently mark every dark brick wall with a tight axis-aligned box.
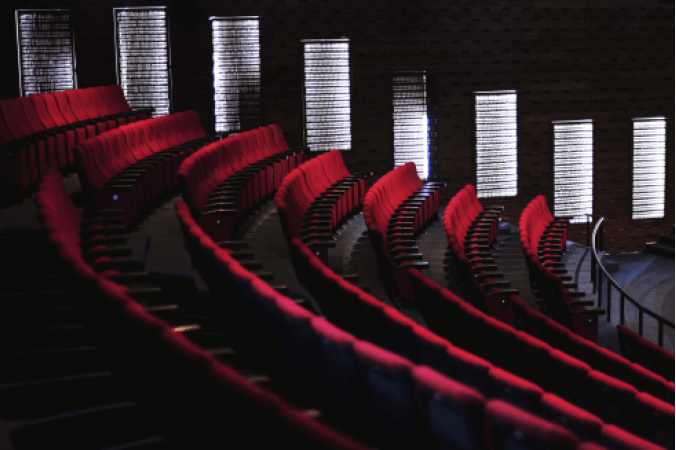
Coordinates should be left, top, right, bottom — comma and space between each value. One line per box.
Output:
0, 0, 672, 250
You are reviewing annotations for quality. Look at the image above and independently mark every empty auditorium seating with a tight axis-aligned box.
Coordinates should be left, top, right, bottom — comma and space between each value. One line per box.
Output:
443, 185, 517, 324
74, 110, 219, 226
0, 85, 151, 189
520, 195, 604, 342
617, 324, 675, 382
408, 268, 673, 447
363, 162, 444, 302
178, 124, 304, 242
34, 170, 369, 449
274, 150, 369, 263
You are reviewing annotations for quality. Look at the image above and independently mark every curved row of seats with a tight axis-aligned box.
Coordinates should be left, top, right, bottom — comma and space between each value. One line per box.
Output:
177, 123, 304, 242
520, 195, 604, 342
443, 184, 518, 324
363, 162, 444, 303
176, 198, 663, 450
409, 269, 673, 449
617, 324, 674, 382
34, 169, 367, 450
274, 150, 368, 264
439, 187, 674, 406
73, 111, 218, 226
274, 161, 672, 448
0, 85, 150, 189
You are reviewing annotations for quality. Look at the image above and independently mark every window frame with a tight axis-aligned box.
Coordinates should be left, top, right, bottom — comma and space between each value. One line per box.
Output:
301, 37, 352, 152
113, 5, 173, 117
390, 70, 436, 181
472, 90, 519, 199
15, 8, 78, 97
550, 118, 595, 224
209, 15, 262, 134
630, 116, 668, 222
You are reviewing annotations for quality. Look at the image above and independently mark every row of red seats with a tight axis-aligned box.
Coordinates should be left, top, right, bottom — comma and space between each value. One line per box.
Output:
444, 185, 517, 324
275, 150, 368, 264
0, 85, 150, 189
440, 187, 673, 404
520, 196, 604, 342
177, 124, 304, 242
617, 325, 674, 383
409, 269, 674, 449
176, 198, 650, 450
363, 162, 444, 303
34, 170, 365, 449
73, 111, 218, 226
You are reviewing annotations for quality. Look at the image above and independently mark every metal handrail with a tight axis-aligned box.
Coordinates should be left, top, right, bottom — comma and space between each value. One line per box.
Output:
588, 215, 674, 347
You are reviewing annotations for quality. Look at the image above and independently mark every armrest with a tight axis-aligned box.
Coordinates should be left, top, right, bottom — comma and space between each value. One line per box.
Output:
388, 240, 417, 248
472, 264, 499, 271
543, 261, 565, 267
464, 244, 489, 250
468, 257, 495, 265
484, 205, 505, 211
389, 246, 419, 253
480, 280, 511, 289
92, 257, 145, 272
388, 234, 415, 242
217, 240, 249, 250
304, 214, 333, 222
301, 221, 332, 230
569, 300, 594, 307
571, 308, 605, 316
395, 261, 429, 270
80, 226, 126, 240
484, 289, 520, 297
392, 253, 424, 263
203, 209, 238, 216
475, 271, 504, 280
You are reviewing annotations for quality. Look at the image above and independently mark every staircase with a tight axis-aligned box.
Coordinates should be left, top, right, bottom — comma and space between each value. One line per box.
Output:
645, 226, 675, 259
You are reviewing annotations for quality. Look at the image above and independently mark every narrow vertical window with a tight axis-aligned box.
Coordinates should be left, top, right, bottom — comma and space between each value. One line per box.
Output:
553, 119, 594, 223
302, 39, 351, 151
15, 9, 77, 96
114, 7, 171, 117
211, 16, 261, 134
632, 117, 666, 220
475, 91, 518, 198
392, 72, 431, 180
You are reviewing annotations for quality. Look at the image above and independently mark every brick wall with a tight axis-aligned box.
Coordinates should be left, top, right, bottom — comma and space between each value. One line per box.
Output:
0, 0, 672, 250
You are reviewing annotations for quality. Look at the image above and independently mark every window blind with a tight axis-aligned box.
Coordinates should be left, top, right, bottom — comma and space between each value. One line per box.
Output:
115, 7, 171, 117
15, 9, 76, 97
211, 16, 261, 134
632, 117, 666, 220
302, 39, 351, 151
475, 91, 518, 198
392, 72, 430, 180
553, 119, 594, 224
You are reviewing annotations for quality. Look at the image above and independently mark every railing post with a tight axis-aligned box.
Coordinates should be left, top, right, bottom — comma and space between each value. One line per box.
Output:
598, 272, 603, 308
659, 321, 664, 347
607, 276, 611, 321
620, 293, 625, 325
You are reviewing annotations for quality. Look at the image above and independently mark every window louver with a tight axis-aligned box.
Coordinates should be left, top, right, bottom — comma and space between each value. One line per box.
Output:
114, 7, 171, 117
211, 17, 261, 134
553, 119, 594, 224
632, 117, 666, 220
392, 72, 430, 180
15, 10, 77, 97
303, 39, 351, 151
475, 91, 518, 198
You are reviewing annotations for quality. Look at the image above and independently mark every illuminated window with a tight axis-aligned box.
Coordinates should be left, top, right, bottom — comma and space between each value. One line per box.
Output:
15, 9, 77, 96
632, 117, 666, 220
392, 72, 432, 180
553, 119, 594, 224
211, 16, 261, 133
114, 7, 171, 117
302, 39, 351, 151
475, 91, 518, 198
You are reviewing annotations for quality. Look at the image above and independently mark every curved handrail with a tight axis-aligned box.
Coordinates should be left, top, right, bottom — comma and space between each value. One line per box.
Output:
589, 215, 674, 347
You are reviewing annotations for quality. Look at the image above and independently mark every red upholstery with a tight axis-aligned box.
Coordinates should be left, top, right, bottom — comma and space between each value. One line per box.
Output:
484, 399, 579, 450
617, 324, 674, 382
74, 110, 213, 226
0, 85, 150, 189
178, 125, 302, 242
362, 162, 442, 302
